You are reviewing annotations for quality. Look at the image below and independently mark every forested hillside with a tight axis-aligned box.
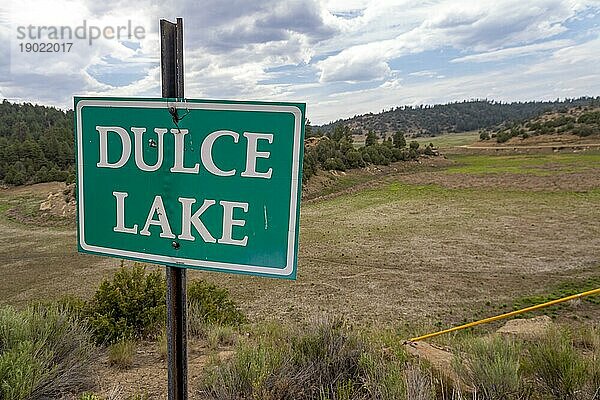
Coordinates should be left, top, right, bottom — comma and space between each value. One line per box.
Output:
1, 97, 600, 186
0, 100, 74, 185
483, 106, 600, 143
316, 97, 600, 137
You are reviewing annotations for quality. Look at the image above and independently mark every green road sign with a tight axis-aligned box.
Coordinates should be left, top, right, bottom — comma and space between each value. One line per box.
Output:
75, 97, 305, 279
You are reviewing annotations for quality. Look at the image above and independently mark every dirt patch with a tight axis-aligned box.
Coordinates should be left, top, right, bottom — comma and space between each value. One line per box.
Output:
92, 340, 234, 399
302, 172, 339, 200
1, 182, 75, 227
399, 169, 600, 192
404, 341, 465, 390
496, 316, 553, 338
0, 181, 66, 197
39, 183, 75, 218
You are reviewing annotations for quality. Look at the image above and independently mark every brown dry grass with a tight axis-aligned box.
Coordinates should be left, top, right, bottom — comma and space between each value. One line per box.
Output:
473, 133, 600, 148
1, 152, 599, 328
0, 182, 124, 307
1, 151, 599, 399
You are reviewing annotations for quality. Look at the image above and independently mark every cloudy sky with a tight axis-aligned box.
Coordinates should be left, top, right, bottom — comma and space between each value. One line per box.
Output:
0, 0, 599, 124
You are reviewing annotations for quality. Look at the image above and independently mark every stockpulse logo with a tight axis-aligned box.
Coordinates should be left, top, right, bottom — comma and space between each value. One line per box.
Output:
14, 20, 146, 53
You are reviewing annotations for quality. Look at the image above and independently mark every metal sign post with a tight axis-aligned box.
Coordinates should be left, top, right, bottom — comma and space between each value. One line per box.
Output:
74, 18, 305, 397
160, 17, 187, 400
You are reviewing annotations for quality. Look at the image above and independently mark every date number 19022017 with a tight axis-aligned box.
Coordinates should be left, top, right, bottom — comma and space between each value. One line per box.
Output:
18, 42, 73, 52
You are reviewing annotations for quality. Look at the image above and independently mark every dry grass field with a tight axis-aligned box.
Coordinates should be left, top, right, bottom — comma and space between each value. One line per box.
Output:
1, 149, 599, 330
221, 152, 600, 327
2, 145, 599, 399
0, 183, 126, 307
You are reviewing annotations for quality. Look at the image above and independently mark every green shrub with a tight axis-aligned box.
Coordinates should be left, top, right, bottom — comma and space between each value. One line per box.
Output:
201, 339, 285, 399
198, 317, 404, 400
323, 157, 346, 171
56, 294, 87, 316
87, 265, 166, 344
588, 341, 600, 396
85, 269, 243, 344
391, 147, 405, 161
590, 347, 600, 397
360, 348, 406, 399
108, 339, 136, 369
573, 125, 595, 137
454, 336, 527, 400
187, 280, 246, 327
206, 325, 237, 350
187, 302, 209, 339
345, 150, 365, 168
573, 324, 600, 397
365, 130, 378, 146
525, 327, 587, 399
284, 318, 365, 398
0, 340, 45, 400
0, 305, 95, 400
496, 131, 513, 143
393, 131, 406, 148
578, 111, 600, 124
377, 143, 392, 161
361, 145, 388, 165
302, 148, 318, 182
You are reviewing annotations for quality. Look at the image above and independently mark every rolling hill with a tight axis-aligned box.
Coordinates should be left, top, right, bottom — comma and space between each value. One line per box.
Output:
482, 105, 600, 144
314, 97, 600, 138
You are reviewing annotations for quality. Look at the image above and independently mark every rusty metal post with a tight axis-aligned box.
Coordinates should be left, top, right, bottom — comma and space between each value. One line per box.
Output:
160, 17, 187, 400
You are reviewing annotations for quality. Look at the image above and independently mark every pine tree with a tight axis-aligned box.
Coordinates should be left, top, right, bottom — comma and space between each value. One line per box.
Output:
365, 130, 377, 146
393, 131, 406, 148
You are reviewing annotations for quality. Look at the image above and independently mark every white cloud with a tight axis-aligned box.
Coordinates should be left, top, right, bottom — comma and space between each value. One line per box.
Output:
315, 0, 594, 83
306, 35, 600, 123
406, 71, 446, 80
0, 0, 599, 124
317, 50, 390, 82
450, 39, 575, 63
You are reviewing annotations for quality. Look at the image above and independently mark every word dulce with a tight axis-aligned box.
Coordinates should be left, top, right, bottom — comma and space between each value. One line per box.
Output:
97, 125, 274, 247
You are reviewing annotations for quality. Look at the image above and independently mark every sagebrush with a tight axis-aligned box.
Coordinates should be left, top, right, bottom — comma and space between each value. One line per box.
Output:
198, 317, 405, 400
0, 305, 95, 400
454, 335, 527, 400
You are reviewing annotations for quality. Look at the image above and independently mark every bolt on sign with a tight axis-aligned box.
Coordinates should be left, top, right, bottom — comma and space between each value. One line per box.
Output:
75, 97, 305, 279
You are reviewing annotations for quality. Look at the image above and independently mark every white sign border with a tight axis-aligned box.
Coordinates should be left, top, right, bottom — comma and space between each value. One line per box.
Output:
76, 99, 302, 277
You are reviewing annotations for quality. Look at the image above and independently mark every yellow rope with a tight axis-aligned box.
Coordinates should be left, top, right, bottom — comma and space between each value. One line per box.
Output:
408, 287, 600, 342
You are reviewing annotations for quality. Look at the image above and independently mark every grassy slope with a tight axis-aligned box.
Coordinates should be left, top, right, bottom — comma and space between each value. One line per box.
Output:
212, 151, 600, 326
299, 182, 599, 322
413, 131, 479, 148
1, 152, 599, 328
0, 184, 122, 307
445, 152, 600, 175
